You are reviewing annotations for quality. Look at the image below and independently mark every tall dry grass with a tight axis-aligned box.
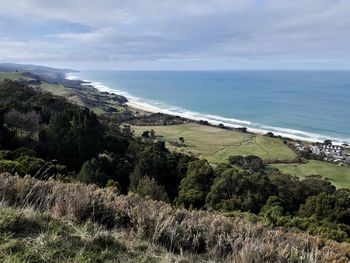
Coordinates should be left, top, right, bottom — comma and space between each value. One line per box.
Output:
0, 172, 349, 262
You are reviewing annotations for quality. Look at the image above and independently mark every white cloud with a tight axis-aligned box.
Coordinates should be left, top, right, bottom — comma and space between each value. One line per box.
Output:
0, 0, 350, 69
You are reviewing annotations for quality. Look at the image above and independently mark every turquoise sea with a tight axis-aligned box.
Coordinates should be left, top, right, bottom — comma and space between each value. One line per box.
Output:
67, 71, 350, 144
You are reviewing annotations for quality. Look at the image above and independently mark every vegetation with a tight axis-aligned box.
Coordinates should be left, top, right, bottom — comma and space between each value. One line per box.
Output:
0, 174, 349, 262
0, 206, 194, 262
131, 124, 297, 163
273, 160, 350, 189
0, 72, 35, 82
1, 77, 350, 261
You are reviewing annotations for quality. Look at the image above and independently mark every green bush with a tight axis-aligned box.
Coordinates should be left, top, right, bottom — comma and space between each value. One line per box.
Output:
0, 160, 19, 173
77, 158, 108, 186
177, 160, 214, 209
135, 176, 169, 202
11, 147, 36, 159
15, 156, 46, 176
0, 209, 41, 237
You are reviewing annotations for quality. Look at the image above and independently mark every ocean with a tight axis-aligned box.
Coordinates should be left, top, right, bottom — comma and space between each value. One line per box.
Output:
66, 70, 350, 144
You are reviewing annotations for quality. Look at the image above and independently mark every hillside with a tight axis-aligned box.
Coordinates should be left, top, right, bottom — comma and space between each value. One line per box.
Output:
0, 206, 185, 263
0, 173, 349, 263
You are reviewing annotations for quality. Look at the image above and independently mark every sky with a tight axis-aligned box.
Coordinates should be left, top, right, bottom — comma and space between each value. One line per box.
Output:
0, 0, 350, 70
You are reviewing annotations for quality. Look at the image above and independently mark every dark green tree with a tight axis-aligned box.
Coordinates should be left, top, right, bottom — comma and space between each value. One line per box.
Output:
177, 159, 214, 209
41, 108, 104, 171
129, 143, 190, 200
299, 190, 350, 224
206, 169, 276, 213
77, 158, 108, 186
135, 176, 169, 202
228, 155, 265, 172
259, 196, 284, 226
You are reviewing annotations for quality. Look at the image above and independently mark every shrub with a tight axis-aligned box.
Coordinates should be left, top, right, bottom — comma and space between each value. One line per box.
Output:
228, 155, 265, 172
77, 159, 108, 186
0, 160, 19, 174
14, 156, 46, 176
0, 173, 349, 261
177, 160, 214, 209
135, 176, 169, 202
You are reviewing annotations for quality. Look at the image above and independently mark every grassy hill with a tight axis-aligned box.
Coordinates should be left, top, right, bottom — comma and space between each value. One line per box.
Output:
132, 123, 297, 163
0, 207, 188, 263
0, 72, 35, 81
0, 173, 349, 263
0, 70, 127, 115
273, 160, 350, 189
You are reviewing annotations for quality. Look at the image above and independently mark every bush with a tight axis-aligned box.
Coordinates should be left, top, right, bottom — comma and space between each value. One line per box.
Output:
177, 160, 214, 209
77, 159, 108, 186
228, 155, 265, 172
206, 169, 276, 213
0, 174, 349, 260
0, 160, 19, 174
14, 156, 45, 176
135, 176, 169, 202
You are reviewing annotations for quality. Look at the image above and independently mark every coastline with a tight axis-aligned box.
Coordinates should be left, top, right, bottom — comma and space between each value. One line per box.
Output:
65, 73, 349, 145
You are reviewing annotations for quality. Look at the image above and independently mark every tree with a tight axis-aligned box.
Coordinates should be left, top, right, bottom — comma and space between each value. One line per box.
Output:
129, 143, 190, 200
299, 190, 350, 224
228, 155, 265, 172
77, 159, 108, 186
268, 173, 305, 214
141, 130, 150, 138
300, 176, 336, 199
259, 196, 284, 226
0, 109, 15, 149
206, 168, 244, 211
206, 168, 276, 213
177, 160, 214, 209
41, 108, 104, 171
265, 132, 275, 138
324, 140, 332, 145
135, 176, 169, 202
5, 109, 42, 138
178, 137, 185, 144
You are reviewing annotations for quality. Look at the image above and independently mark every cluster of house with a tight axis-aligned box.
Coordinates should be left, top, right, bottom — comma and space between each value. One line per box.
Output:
295, 142, 350, 164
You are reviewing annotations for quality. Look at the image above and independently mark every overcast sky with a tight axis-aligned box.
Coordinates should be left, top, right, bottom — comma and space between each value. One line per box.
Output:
0, 0, 350, 70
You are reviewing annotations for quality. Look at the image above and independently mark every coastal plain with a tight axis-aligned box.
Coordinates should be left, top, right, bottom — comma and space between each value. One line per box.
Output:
132, 123, 350, 188
273, 160, 350, 189
131, 123, 297, 163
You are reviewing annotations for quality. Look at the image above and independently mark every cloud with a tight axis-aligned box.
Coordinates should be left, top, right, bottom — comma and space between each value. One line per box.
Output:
0, 0, 349, 69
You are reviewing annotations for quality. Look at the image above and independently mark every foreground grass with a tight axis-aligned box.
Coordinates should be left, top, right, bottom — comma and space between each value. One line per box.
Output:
0, 207, 188, 263
132, 123, 296, 163
273, 160, 350, 189
1, 173, 349, 262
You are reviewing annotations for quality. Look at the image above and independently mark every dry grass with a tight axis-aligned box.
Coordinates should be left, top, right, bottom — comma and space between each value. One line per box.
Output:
0, 173, 349, 262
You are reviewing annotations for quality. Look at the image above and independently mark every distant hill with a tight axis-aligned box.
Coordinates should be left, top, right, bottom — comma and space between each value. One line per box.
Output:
0, 63, 77, 83
0, 63, 75, 74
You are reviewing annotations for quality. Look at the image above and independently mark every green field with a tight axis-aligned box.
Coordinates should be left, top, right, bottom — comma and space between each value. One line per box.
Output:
273, 160, 350, 189
0, 72, 34, 81
132, 123, 296, 163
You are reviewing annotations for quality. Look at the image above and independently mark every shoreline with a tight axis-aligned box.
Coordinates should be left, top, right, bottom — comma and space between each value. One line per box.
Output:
65, 73, 349, 145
